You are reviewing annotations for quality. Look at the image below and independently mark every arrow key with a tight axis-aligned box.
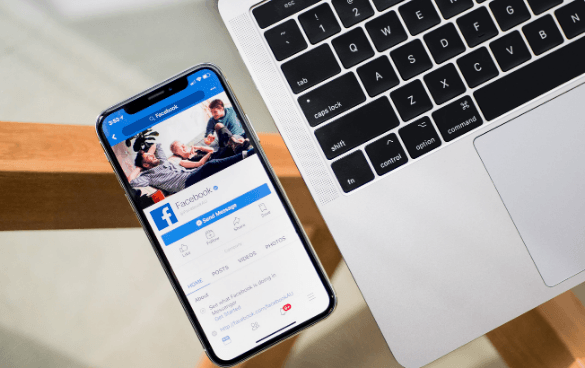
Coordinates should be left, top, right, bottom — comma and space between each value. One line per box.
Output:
365, 133, 408, 176
399, 117, 442, 159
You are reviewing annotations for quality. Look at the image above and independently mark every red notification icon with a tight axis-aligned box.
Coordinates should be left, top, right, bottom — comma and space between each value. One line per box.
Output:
283, 304, 292, 312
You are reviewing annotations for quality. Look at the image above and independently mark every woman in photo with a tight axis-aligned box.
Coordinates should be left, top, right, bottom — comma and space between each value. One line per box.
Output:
170, 142, 214, 169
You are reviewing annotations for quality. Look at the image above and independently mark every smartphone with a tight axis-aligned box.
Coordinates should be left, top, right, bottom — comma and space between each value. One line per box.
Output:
95, 64, 336, 366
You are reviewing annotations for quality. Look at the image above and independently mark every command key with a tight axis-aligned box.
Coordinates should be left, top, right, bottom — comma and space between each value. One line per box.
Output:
432, 96, 483, 142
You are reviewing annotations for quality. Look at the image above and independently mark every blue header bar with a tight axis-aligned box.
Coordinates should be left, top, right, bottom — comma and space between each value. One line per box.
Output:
102, 69, 224, 146
161, 184, 272, 246
122, 91, 206, 138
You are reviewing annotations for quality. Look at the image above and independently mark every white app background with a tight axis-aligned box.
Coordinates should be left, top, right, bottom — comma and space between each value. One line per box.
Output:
146, 156, 330, 360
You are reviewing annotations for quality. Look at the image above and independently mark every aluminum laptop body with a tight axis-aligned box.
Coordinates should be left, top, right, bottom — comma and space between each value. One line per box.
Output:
218, 0, 585, 366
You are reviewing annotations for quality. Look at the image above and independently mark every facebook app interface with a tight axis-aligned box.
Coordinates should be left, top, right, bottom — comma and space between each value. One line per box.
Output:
103, 69, 331, 360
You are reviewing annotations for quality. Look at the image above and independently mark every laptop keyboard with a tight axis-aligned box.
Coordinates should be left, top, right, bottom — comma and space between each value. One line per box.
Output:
252, 0, 585, 193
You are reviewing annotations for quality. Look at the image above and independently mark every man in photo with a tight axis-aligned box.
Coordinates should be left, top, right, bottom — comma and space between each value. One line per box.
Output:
127, 143, 253, 194
204, 99, 246, 149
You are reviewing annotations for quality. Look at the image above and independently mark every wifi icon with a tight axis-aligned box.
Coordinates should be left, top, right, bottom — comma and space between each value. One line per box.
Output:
197, 77, 202, 81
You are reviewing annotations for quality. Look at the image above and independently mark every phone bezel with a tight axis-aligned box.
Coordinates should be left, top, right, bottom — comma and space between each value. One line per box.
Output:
95, 63, 336, 367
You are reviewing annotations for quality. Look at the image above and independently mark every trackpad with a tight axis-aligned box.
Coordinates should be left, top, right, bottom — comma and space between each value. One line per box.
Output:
474, 83, 585, 286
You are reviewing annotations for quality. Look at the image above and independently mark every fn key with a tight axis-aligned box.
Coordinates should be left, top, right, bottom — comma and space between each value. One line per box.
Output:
331, 151, 375, 193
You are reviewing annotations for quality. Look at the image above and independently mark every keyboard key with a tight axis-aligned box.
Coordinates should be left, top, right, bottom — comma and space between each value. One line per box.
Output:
332, 28, 375, 68
299, 4, 342, 44
365, 11, 408, 52
423, 23, 467, 64
390, 79, 433, 121
331, 150, 375, 192
489, 31, 531, 71
399, 0, 441, 35
331, 0, 375, 28
432, 96, 483, 141
474, 34, 585, 120
315, 97, 399, 159
365, 133, 408, 175
357, 56, 400, 97
457, 7, 499, 47
281, 44, 341, 94
556, 1, 585, 39
435, 0, 473, 19
457, 47, 499, 88
523, 15, 564, 55
489, 0, 531, 31
298, 73, 366, 127
423, 63, 466, 105
390, 39, 433, 80
526, 0, 563, 15
373, 0, 407, 11
265, 20, 308, 61
398, 117, 442, 158
253, 0, 321, 29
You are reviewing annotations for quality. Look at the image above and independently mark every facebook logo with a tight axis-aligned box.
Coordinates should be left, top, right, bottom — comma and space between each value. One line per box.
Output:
151, 204, 178, 231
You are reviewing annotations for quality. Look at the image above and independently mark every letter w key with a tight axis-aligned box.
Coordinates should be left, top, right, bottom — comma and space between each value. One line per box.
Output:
366, 11, 408, 51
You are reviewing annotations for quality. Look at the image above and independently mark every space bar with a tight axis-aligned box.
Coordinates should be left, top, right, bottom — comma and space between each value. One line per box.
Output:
474, 36, 585, 121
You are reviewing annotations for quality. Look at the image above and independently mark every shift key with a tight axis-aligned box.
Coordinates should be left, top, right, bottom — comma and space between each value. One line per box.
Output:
281, 44, 341, 94
298, 73, 366, 127
315, 97, 399, 160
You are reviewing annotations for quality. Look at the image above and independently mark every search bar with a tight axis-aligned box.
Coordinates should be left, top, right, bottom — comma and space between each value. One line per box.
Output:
122, 90, 205, 137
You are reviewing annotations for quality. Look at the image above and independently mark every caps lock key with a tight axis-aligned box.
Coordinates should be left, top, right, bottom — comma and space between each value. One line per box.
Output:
298, 73, 366, 127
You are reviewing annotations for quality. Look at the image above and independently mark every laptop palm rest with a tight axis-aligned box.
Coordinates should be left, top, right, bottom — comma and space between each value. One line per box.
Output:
474, 83, 585, 286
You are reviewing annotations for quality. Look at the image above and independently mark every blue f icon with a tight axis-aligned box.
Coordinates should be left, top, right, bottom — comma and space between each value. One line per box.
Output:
151, 204, 178, 231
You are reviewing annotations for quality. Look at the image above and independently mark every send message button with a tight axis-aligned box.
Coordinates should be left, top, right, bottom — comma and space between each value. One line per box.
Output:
162, 183, 271, 246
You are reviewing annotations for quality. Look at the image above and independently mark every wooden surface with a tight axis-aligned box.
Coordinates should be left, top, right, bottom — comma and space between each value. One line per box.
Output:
487, 290, 585, 368
0, 122, 300, 231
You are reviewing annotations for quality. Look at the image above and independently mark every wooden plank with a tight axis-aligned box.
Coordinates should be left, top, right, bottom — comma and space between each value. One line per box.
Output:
0, 122, 111, 174
486, 290, 585, 368
0, 122, 301, 231
0, 171, 139, 230
0, 122, 298, 177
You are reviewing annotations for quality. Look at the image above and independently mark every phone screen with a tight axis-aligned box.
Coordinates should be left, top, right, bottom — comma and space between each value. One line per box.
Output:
99, 68, 334, 362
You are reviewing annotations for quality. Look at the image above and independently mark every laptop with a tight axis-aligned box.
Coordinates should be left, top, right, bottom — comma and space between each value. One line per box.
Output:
218, 0, 585, 366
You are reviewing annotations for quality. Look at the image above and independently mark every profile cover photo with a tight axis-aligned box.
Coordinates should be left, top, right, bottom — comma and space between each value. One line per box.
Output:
111, 95, 255, 209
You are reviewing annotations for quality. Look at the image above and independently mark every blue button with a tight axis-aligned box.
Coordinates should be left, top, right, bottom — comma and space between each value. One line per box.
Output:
162, 183, 271, 245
